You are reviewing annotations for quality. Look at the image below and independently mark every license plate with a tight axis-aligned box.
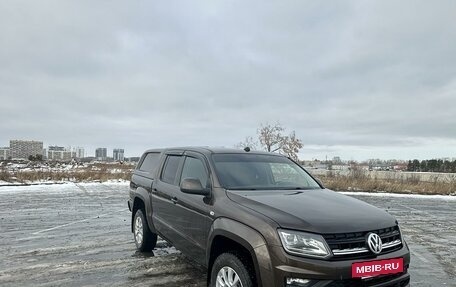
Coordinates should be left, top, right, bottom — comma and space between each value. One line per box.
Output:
352, 258, 404, 278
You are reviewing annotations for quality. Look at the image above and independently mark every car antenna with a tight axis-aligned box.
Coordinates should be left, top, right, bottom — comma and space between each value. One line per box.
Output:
244, 147, 251, 152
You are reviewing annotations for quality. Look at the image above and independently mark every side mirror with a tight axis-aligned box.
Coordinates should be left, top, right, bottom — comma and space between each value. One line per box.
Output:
315, 177, 324, 187
180, 178, 210, 196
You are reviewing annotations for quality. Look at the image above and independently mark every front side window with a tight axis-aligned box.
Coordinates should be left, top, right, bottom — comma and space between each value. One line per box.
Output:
212, 153, 320, 190
180, 157, 209, 188
161, 155, 182, 185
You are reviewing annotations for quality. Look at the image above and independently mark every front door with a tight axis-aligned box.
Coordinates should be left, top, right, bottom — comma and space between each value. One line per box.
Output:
170, 151, 213, 264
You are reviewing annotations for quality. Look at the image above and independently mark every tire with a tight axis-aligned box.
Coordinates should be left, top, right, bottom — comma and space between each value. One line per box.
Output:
133, 209, 157, 252
210, 253, 253, 287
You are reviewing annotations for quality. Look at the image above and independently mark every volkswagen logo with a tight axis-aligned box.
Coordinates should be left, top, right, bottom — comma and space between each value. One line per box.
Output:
367, 233, 383, 254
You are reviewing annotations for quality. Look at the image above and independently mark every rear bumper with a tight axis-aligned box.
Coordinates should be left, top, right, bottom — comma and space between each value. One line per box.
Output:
264, 243, 410, 287
127, 199, 132, 212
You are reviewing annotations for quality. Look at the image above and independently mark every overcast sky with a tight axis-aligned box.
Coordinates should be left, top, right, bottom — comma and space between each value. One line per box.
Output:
1, 1, 455, 160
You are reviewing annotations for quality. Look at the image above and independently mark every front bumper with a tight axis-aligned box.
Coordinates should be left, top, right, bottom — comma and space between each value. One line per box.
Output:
267, 243, 410, 287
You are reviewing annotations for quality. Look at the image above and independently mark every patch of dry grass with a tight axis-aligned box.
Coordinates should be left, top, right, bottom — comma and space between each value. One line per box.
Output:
13, 170, 132, 183
3, 163, 456, 195
319, 170, 456, 195
1, 164, 133, 184
0, 168, 11, 181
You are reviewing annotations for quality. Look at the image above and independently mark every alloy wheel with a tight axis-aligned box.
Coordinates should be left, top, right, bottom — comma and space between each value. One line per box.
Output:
134, 216, 143, 245
216, 266, 243, 287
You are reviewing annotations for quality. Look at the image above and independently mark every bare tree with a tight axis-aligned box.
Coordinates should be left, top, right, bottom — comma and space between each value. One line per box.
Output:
258, 123, 285, 152
238, 123, 303, 161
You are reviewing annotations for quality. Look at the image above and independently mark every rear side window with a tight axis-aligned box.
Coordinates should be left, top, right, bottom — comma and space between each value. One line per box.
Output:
138, 153, 160, 176
161, 155, 182, 185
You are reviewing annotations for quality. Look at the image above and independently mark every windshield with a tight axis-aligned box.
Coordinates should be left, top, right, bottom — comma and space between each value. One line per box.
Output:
212, 153, 321, 190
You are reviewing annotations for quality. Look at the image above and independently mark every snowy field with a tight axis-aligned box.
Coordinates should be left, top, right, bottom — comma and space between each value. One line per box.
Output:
0, 183, 454, 286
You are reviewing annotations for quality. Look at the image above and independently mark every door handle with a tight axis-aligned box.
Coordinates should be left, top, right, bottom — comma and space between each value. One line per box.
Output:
171, 196, 178, 204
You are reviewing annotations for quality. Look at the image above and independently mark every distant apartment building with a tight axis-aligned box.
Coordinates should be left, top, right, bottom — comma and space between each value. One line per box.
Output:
10, 140, 43, 160
113, 149, 125, 161
95, 148, 108, 161
47, 146, 72, 161
0, 147, 10, 160
73, 147, 85, 159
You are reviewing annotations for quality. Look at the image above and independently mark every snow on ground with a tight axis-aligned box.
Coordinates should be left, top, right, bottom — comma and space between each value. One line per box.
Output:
0, 181, 129, 195
0, 183, 454, 286
340, 191, 456, 201
2, 180, 453, 200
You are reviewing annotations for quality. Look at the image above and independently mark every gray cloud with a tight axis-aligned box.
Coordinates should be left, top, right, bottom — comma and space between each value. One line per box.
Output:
1, 1, 455, 160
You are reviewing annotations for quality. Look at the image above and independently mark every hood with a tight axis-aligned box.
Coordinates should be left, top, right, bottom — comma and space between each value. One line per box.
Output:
226, 189, 397, 234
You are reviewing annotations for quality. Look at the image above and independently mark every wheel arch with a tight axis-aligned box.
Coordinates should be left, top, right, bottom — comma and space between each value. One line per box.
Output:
207, 218, 273, 287
131, 188, 155, 233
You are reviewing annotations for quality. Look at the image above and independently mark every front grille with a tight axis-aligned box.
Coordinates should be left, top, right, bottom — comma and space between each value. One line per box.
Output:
323, 226, 402, 260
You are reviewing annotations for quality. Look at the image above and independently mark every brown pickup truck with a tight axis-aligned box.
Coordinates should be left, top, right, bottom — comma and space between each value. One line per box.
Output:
128, 147, 410, 287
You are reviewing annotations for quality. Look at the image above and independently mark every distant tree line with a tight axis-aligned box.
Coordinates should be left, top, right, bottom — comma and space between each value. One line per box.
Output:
407, 159, 456, 173
28, 154, 43, 161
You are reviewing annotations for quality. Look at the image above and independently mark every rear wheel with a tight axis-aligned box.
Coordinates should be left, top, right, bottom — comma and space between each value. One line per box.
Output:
210, 253, 253, 287
133, 209, 157, 252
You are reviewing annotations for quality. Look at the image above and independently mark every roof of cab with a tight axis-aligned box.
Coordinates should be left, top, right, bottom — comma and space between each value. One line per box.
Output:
141, 146, 284, 157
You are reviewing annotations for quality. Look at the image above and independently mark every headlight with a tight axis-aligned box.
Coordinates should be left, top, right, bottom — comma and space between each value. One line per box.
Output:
278, 229, 330, 258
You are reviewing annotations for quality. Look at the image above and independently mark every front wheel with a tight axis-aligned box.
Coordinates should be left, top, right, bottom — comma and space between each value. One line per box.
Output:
133, 209, 157, 252
210, 253, 253, 287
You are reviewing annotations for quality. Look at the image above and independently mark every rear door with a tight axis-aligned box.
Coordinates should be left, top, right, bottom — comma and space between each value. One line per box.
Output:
151, 151, 184, 244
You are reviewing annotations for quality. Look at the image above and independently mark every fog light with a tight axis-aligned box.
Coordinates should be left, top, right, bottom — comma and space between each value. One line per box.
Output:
286, 277, 312, 287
